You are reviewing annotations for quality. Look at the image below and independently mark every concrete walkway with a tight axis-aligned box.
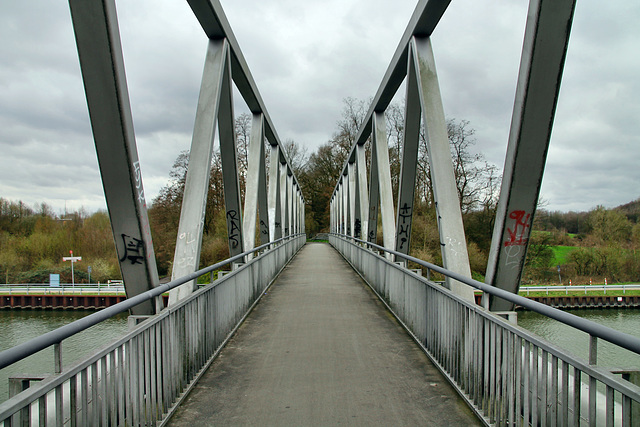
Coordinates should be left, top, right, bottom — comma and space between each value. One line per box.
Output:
167, 243, 480, 426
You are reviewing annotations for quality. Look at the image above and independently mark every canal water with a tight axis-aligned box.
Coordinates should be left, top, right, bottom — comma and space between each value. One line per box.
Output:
1, 308, 639, 403
0, 310, 128, 402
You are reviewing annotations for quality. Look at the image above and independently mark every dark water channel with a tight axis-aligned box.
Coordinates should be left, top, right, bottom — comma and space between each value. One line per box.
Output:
0, 310, 128, 402
1, 307, 639, 403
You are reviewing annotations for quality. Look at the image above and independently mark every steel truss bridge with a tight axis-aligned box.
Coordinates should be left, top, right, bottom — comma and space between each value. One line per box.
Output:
1, 0, 640, 425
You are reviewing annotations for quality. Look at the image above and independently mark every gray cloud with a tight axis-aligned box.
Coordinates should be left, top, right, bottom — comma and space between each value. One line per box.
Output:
0, 0, 638, 216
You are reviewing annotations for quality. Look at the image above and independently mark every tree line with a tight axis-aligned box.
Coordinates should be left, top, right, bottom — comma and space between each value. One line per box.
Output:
2, 98, 639, 285
0, 199, 119, 283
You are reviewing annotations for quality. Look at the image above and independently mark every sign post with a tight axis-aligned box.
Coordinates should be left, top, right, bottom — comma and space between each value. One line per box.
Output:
63, 251, 82, 287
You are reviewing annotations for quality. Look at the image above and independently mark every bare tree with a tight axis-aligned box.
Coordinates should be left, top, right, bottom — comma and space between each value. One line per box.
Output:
282, 138, 308, 178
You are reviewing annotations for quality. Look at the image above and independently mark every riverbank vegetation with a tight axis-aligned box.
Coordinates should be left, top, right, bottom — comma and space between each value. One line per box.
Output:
2, 98, 639, 286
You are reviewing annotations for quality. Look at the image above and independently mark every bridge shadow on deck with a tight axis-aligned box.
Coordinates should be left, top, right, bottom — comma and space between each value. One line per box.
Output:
167, 243, 480, 426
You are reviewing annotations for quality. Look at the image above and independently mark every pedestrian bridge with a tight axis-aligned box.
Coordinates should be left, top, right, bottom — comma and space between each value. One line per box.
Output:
2, 237, 640, 426
2, 0, 640, 425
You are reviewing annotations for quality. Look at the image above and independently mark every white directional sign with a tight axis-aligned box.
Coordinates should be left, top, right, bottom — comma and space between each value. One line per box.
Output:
62, 251, 82, 285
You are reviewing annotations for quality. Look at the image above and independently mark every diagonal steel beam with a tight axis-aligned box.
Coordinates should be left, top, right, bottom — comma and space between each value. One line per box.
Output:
69, 0, 160, 315
268, 146, 282, 240
485, 0, 577, 311
169, 39, 229, 304
243, 113, 266, 252
411, 37, 474, 301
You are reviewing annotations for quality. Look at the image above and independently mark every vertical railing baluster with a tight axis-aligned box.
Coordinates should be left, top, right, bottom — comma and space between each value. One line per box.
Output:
549, 354, 558, 426
100, 357, 108, 425
560, 360, 568, 426
532, 345, 539, 426
118, 346, 126, 425
38, 394, 46, 427
80, 368, 88, 426
605, 385, 615, 427
589, 374, 597, 425
573, 368, 582, 426
91, 361, 99, 426
68, 374, 77, 427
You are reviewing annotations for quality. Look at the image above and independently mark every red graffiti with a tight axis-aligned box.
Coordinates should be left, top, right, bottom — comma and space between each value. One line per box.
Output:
504, 210, 531, 247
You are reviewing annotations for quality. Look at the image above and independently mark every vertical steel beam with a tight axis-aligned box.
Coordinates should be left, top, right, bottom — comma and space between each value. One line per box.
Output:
168, 39, 229, 305
412, 37, 474, 301
242, 113, 266, 252
280, 165, 289, 236
69, 0, 159, 315
341, 181, 346, 235
217, 41, 244, 258
298, 190, 302, 234
291, 182, 298, 235
367, 131, 380, 244
287, 174, 294, 236
335, 187, 339, 233
257, 138, 270, 245
268, 145, 282, 240
333, 197, 336, 233
373, 112, 396, 252
343, 174, 351, 236
353, 168, 360, 238
395, 43, 422, 256
356, 144, 369, 240
485, 0, 576, 311
301, 195, 305, 233
348, 162, 357, 238
338, 181, 342, 233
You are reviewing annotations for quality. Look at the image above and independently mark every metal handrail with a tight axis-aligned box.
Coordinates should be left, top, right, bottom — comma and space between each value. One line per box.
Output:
332, 233, 640, 355
0, 234, 304, 370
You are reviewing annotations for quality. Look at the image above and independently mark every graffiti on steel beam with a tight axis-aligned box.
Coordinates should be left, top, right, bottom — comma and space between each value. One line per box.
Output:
175, 225, 199, 269
397, 203, 412, 250
119, 234, 145, 265
132, 161, 145, 206
226, 210, 241, 248
504, 210, 531, 247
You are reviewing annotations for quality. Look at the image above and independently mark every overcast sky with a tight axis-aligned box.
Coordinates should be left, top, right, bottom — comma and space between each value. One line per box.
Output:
1, 1, 638, 216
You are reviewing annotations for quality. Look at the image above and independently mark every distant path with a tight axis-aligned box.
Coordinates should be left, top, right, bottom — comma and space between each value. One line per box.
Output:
167, 243, 480, 426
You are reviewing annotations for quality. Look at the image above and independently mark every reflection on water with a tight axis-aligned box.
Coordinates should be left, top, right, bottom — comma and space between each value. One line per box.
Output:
518, 308, 640, 370
0, 310, 128, 402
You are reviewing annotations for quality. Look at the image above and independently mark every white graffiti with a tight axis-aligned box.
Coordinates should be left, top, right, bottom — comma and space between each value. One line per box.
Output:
132, 161, 145, 205
503, 245, 522, 269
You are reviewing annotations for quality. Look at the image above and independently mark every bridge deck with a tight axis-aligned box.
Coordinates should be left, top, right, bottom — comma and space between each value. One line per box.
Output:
167, 243, 480, 426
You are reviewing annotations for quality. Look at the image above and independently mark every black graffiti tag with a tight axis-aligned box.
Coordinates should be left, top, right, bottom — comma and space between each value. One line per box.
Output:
119, 234, 145, 265
227, 210, 241, 248
399, 203, 412, 224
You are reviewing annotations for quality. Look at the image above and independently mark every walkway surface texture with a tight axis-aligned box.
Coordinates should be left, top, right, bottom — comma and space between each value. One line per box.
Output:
168, 243, 480, 426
